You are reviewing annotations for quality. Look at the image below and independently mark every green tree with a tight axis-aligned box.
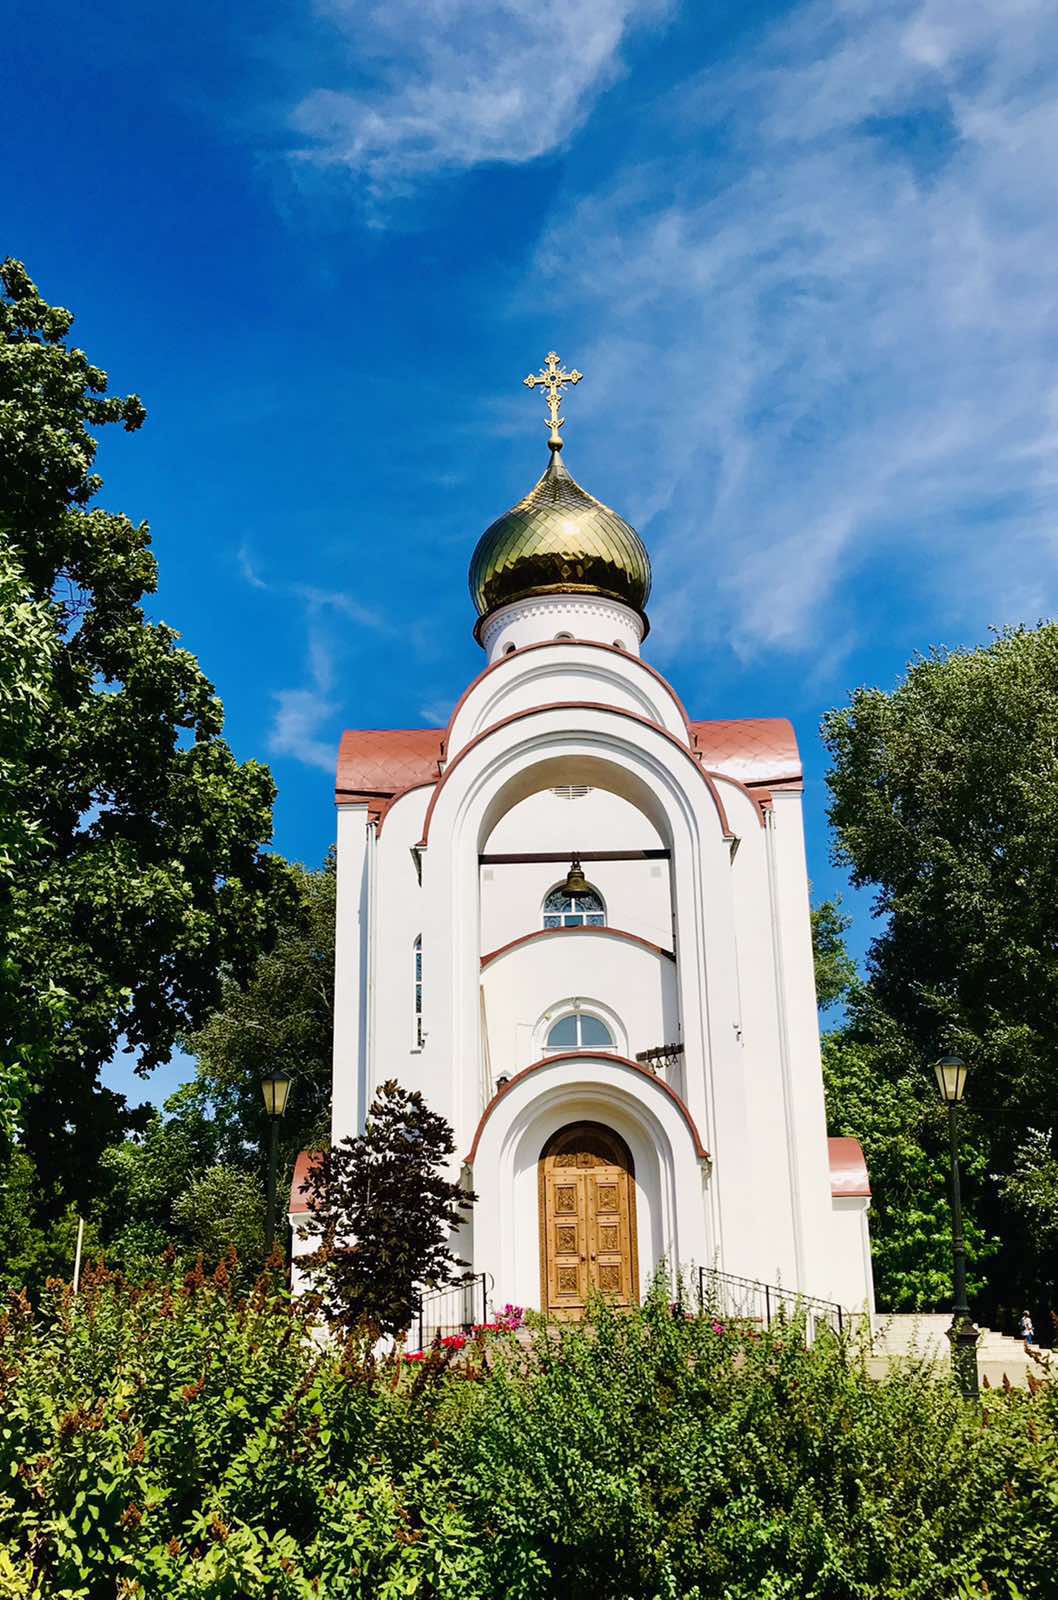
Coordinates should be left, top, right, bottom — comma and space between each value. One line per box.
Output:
822, 623, 1058, 1319
821, 1001, 997, 1310
183, 854, 335, 1189
0, 259, 294, 1224
171, 1165, 265, 1266
303, 1079, 475, 1336
0, 1149, 101, 1290
90, 1086, 247, 1272
811, 897, 858, 1012
0, 546, 65, 1138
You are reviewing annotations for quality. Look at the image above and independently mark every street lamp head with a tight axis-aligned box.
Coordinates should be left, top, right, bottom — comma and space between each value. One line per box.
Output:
934, 1055, 969, 1105
260, 1068, 292, 1119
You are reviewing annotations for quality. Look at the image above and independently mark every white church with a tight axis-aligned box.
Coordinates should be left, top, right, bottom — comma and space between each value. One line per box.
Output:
291, 353, 874, 1326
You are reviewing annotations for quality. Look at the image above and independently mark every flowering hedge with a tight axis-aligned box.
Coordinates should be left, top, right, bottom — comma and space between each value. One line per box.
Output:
403, 1305, 525, 1361
0, 1262, 1055, 1598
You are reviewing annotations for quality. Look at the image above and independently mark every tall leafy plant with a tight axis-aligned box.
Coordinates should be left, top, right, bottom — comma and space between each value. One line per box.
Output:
302, 1079, 474, 1336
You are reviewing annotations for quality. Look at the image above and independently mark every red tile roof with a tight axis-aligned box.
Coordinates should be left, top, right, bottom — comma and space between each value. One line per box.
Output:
828, 1136, 871, 1198
335, 728, 444, 804
689, 718, 801, 788
334, 716, 799, 804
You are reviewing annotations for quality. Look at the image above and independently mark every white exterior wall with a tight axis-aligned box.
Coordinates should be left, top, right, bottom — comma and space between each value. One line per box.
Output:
480, 932, 679, 1087
829, 1199, 875, 1318
326, 635, 874, 1318
766, 789, 848, 1304
719, 778, 800, 1288
479, 594, 644, 661
369, 787, 437, 1113
331, 803, 371, 1146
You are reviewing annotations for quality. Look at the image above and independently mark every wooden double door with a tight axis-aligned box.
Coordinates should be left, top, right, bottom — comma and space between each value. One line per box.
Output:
540, 1122, 639, 1319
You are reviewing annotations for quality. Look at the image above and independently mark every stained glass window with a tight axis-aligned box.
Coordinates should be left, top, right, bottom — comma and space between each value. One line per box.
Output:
542, 885, 606, 930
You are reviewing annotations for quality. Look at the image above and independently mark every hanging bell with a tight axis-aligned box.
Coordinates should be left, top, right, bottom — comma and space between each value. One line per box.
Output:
560, 857, 591, 898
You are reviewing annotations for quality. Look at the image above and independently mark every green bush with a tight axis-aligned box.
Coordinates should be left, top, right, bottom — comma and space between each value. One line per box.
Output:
0, 1266, 1054, 1599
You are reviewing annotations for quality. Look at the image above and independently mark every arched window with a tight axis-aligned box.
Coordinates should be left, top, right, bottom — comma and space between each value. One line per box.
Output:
545, 1012, 615, 1051
542, 883, 606, 929
413, 935, 424, 1047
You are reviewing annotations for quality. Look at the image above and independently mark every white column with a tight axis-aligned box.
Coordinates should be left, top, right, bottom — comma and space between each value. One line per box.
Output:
331, 803, 371, 1144
766, 791, 837, 1300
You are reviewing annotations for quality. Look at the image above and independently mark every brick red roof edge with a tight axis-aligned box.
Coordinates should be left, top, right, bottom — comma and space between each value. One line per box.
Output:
335, 716, 800, 802
289, 1149, 321, 1216
828, 1136, 871, 1198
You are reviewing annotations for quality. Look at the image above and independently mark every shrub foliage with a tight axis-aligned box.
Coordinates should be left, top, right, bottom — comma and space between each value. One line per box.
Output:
0, 1266, 1055, 1598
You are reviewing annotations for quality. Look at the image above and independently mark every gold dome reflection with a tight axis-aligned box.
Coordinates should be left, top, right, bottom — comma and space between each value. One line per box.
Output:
468, 448, 652, 636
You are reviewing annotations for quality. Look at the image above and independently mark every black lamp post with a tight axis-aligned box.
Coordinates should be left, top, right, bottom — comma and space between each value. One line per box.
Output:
933, 1054, 980, 1399
260, 1069, 292, 1259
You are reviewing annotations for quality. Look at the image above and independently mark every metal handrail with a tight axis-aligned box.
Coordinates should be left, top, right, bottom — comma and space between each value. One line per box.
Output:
697, 1266, 844, 1341
411, 1272, 491, 1353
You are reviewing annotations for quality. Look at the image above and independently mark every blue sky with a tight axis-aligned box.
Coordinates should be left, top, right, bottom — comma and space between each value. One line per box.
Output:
6, 0, 1058, 1104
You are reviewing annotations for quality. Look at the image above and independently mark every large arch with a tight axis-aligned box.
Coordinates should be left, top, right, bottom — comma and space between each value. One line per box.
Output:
467, 1053, 712, 1311
444, 638, 694, 759
420, 702, 734, 847
417, 701, 751, 1277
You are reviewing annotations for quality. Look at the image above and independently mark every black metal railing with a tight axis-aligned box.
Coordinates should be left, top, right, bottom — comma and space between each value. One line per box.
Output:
411, 1273, 491, 1353
697, 1266, 844, 1343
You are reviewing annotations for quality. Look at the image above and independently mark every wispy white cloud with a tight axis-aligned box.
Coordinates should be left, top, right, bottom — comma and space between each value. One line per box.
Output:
530, 0, 1058, 665
418, 697, 454, 727
269, 625, 338, 773
238, 556, 392, 771
290, 0, 669, 193
295, 584, 391, 633
237, 542, 268, 590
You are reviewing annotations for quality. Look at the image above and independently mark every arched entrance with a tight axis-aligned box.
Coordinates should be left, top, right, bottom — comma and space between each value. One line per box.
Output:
538, 1122, 639, 1319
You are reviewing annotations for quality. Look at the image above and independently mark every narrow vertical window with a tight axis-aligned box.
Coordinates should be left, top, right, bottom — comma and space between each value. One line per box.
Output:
413, 934, 424, 1047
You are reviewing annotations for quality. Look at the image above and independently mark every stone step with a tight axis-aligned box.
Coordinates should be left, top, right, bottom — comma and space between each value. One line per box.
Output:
871, 1313, 1044, 1390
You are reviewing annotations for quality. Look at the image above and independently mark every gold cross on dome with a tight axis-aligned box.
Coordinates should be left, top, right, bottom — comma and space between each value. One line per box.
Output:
524, 350, 583, 448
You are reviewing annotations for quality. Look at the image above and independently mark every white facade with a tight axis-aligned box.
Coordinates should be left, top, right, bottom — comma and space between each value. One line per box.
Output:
302, 452, 875, 1321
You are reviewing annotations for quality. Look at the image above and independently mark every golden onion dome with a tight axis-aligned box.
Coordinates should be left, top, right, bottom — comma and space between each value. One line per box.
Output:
469, 445, 652, 636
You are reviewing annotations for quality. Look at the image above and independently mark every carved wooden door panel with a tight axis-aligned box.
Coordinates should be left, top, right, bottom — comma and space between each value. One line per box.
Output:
542, 1166, 588, 1315
586, 1164, 632, 1303
540, 1123, 637, 1319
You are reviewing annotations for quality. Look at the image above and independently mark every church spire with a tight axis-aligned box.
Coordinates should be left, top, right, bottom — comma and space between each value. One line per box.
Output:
523, 350, 583, 451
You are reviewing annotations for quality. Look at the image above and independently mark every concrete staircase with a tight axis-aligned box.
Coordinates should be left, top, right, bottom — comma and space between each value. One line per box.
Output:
870, 1313, 1048, 1390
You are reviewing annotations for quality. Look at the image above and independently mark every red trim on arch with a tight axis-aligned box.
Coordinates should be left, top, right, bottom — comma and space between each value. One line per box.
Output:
373, 779, 439, 835
418, 701, 738, 849
442, 638, 694, 759
463, 1052, 710, 1165
480, 925, 676, 969
708, 768, 774, 820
